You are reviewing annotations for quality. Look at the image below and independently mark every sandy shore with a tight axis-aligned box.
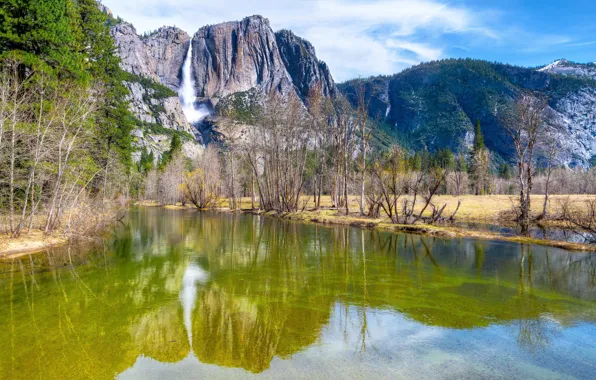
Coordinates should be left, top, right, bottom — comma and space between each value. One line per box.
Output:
0, 230, 68, 259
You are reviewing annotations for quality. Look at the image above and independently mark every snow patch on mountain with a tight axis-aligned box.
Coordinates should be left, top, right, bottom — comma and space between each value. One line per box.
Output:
550, 87, 596, 166
539, 59, 596, 80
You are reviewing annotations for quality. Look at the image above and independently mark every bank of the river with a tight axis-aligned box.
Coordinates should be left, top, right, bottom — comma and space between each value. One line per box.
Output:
135, 199, 596, 253
256, 209, 594, 252
0, 230, 68, 258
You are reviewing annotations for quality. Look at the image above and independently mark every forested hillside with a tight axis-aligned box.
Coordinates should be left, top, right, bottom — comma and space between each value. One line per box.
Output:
340, 59, 596, 167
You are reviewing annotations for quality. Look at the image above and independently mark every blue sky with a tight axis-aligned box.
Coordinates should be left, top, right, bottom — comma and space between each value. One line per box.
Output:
102, 0, 596, 82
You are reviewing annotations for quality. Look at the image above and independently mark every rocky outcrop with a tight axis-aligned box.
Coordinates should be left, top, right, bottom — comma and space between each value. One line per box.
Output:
143, 27, 190, 89
275, 29, 337, 100
111, 23, 190, 89
110, 22, 202, 161
112, 15, 337, 107
125, 82, 192, 133
109, 15, 338, 160
125, 76, 201, 161
190, 16, 293, 100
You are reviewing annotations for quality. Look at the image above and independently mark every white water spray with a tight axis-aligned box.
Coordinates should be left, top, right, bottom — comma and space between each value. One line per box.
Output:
179, 264, 208, 346
179, 43, 210, 124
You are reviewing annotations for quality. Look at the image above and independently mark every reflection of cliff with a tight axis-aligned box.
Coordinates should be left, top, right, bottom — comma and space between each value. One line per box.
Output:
131, 304, 190, 363
191, 286, 331, 373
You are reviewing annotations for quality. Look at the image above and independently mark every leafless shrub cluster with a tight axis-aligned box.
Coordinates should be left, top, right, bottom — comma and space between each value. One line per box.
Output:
0, 61, 127, 237
366, 146, 455, 224
560, 198, 596, 243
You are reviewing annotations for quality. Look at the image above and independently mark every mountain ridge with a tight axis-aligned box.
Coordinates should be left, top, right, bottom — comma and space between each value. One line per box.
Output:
339, 58, 596, 167
102, 3, 596, 167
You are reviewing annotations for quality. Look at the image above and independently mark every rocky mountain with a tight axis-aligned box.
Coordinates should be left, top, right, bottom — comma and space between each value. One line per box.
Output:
340, 59, 596, 167
111, 15, 336, 106
275, 29, 337, 100
107, 14, 337, 159
104, 3, 595, 168
108, 22, 201, 160
190, 16, 336, 103
111, 23, 190, 88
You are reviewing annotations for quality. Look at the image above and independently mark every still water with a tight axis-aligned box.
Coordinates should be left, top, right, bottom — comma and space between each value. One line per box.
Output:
1, 208, 595, 379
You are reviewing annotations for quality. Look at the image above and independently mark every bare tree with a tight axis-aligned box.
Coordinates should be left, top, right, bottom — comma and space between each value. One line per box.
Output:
354, 81, 371, 216
182, 144, 222, 208
536, 127, 561, 220
243, 93, 311, 212
502, 94, 548, 235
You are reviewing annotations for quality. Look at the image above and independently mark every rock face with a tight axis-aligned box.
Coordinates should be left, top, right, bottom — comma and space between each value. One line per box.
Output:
111, 15, 337, 107
109, 21, 201, 161
125, 81, 192, 132
275, 29, 336, 100
189, 16, 336, 103
111, 23, 190, 89
339, 59, 596, 167
191, 16, 292, 99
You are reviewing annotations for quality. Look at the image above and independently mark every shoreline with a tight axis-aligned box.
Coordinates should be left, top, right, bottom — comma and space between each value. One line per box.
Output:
0, 230, 68, 259
141, 201, 596, 252
257, 210, 594, 252
2, 200, 593, 258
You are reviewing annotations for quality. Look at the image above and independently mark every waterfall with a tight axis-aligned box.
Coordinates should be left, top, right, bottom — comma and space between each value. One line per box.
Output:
179, 264, 208, 346
179, 43, 210, 124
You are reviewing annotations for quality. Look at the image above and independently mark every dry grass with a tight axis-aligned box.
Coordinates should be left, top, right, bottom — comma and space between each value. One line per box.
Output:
233, 194, 596, 223
0, 230, 68, 258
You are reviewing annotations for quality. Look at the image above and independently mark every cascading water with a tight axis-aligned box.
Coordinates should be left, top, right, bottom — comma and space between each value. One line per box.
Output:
179, 43, 210, 124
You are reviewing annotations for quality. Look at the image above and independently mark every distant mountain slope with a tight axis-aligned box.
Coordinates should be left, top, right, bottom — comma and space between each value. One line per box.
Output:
539, 59, 596, 80
339, 59, 596, 166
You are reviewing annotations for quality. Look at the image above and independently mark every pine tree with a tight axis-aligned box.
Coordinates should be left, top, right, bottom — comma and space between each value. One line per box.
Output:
470, 120, 491, 195
473, 119, 484, 152
420, 148, 431, 171
434, 148, 455, 170
498, 163, 512, 180
456, 153, 467, 172
137, 148, 154, 173
0, 0, 87, 79
76, 0, 134, 169
159, 134, 182, 168
411, 152, 422, 171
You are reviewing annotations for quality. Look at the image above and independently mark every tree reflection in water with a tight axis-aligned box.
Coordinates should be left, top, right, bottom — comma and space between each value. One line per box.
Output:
0, 208, 595, 379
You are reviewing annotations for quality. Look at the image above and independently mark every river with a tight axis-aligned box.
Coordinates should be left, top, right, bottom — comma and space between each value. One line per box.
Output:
1, 207, 595, 379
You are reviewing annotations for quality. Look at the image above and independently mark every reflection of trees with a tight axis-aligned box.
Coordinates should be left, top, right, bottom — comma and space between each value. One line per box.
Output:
514, 244, 557, 354
1, 208, 595, 377
0, 238, 190, 379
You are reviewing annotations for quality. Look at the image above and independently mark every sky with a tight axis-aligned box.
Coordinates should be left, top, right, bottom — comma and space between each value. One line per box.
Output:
101, 0, 596, 82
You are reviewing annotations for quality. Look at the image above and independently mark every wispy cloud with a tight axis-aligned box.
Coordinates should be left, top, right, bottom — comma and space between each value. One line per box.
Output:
568, 40, 596, 47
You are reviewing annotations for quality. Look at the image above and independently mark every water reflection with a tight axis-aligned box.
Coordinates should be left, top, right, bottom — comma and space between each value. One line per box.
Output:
0, 208, 595, 379
180, 264, 208, 345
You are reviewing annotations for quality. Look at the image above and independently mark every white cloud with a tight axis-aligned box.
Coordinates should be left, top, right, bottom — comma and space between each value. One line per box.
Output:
101, 0, 498, 81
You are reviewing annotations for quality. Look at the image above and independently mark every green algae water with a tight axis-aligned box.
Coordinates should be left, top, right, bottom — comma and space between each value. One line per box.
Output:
1, 208, 595, 379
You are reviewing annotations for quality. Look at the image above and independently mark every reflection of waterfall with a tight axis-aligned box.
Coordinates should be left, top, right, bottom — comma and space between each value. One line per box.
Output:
179, 43, 210, 124
179, 264, 208, 346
